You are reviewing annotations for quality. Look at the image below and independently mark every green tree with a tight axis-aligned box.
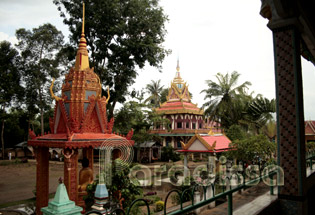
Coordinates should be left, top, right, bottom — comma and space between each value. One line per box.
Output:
201, 71, 251, 128
54, 0, 170, 117
16, 23, 64, 135
261, 119, 276, 142
145, 79, 164, 107
160, 88, 169, 103
0, 41, 23, 159
226, 124, 246, 141
114, 100, 168, 143
85, 161, 143, 211
3, 109, 29, 148
242, 96, 276, 133
227, 134, 276, 163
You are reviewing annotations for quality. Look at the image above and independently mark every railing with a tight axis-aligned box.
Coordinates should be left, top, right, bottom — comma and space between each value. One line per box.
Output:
167, 171, 276, 215
106, 163, 277, 215
306, 150, 315, 170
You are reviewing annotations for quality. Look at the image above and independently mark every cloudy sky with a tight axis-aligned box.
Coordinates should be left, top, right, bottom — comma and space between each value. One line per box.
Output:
1, 0, 315, 119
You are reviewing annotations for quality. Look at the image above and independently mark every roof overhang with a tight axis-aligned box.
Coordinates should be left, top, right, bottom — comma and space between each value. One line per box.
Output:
260, 0, 315, 65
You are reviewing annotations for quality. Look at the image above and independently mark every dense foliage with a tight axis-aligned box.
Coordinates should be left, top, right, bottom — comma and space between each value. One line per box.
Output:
161, 146, 180, 162
201, 71, 275, 131
144, 80, 164, 107
226, 134, 276, 163
113, 100, 169, 143
85, 160, 143, 211
1, 0, 169, 151
0, 41, 24, 157
16, 23, 64, 135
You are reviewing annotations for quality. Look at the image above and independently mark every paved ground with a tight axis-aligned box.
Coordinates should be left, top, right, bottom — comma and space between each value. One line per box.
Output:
0, 160, 99, 205
1, 160, 280, 215
199, 183, 276, 215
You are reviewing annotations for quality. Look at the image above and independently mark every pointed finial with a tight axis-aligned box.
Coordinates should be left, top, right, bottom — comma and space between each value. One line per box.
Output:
176, 58, 180, 72
74, 2, 89, 71
82, 2, 85, 35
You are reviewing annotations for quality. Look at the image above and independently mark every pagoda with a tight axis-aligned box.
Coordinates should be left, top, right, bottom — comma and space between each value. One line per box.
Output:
150, 60, 219, 148
28, 4, 133, 214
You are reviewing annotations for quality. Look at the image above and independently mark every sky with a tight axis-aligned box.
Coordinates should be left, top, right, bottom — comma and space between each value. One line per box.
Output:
1, 0, 315, 119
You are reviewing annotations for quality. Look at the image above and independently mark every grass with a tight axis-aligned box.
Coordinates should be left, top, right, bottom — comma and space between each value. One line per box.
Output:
0, 193, 55, 209
0, 159, 22, 166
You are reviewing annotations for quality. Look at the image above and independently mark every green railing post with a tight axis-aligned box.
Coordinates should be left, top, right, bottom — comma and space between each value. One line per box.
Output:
228, 193, 233, 215
270, 173, 274, 195
310, 158, 313, 170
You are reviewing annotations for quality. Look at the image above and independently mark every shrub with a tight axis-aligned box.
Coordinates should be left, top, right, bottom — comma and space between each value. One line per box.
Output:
155, 201, 164, 212
161, 146, 180, 162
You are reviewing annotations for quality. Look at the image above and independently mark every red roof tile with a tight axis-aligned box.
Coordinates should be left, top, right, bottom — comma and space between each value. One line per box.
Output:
305, 121, 315, 135
201, 135, 231, 151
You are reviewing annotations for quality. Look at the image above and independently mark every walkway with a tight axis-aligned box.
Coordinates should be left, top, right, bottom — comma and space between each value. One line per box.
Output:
199, 182, 277, 215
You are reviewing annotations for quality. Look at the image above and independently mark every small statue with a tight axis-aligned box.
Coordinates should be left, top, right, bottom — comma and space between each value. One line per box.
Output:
78, 157, 93, 192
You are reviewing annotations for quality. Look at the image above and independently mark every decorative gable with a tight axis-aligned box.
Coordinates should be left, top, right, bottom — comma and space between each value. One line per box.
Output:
188, 139, 209, 151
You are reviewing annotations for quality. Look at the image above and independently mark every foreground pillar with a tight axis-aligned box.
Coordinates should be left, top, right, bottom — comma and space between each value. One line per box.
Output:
272, 23, 307, 214
63, 148, 79, 203
35, 147, 50, 215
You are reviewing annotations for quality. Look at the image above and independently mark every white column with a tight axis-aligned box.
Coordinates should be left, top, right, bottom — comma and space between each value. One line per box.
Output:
206, 186, 216, 208
184, 153, 188, 178
194, 191, 201, 214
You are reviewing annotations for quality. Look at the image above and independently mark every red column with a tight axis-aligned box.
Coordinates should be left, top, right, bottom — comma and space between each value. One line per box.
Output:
272, 25, 307, 214
63, 148, 78, 203
35, 147, 49, 215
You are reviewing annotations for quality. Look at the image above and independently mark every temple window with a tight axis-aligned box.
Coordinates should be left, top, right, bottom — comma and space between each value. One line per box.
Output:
192, 123, 196, 129
177, 122, 182, 129
199, 123, 202, 129
186, 122, 189, 128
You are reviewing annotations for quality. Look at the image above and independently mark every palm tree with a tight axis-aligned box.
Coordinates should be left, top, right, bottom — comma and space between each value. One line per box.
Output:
145, 80, 164, 108
242, 96, 276, 133
201, 71, 251, 128
262, 119, 277, 142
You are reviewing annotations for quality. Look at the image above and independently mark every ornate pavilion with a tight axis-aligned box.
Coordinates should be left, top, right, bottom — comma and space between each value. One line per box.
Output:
28, 4, 133, 214
150, 61, 220, 149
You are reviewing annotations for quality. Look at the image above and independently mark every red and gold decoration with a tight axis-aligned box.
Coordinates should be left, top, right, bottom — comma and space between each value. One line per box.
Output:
28, 3, 133, 214
150, 60, 220, 148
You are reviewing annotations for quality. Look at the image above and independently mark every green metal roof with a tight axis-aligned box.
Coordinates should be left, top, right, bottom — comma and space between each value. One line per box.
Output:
157, 133, 196, 137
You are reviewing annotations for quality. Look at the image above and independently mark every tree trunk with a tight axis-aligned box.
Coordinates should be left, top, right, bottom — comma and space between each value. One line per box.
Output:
27, 120, 30, 140
38, 42, 45, 136
40, 108, 44, 136
1, 120, 5, 160
38, 87, 44, 136
109, 101, 116, 120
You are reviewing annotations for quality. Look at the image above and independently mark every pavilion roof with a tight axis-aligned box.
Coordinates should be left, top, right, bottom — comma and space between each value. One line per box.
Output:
177, 133, 233, 153
156, 101, 203, 115
305, 121, 315, 135
154, 60, 204, 115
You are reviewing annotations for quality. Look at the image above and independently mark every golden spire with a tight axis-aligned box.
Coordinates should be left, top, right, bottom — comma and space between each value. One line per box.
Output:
74, 2, 89, 71
174, 58, 183, 85
82, 2, 85, 35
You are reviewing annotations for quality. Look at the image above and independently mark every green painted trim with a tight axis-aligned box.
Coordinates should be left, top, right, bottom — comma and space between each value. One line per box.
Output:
292, 27, 305, 196
272, 29, 281, 194
168, 171, 277, 215
158, 133, 196, 137
228, 193, 233, 215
